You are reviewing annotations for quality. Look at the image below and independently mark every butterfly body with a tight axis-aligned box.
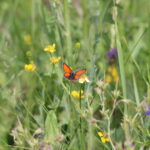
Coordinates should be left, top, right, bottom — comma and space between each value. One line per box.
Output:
68, 72, 75, 80
63, 63, 86, 81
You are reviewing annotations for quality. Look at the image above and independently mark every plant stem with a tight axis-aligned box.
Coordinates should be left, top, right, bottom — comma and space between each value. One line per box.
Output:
107, 100, 117, 150
79, 84, 85, 150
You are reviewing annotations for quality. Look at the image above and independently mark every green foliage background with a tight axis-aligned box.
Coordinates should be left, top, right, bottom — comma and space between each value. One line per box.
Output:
0, 0, 150, 149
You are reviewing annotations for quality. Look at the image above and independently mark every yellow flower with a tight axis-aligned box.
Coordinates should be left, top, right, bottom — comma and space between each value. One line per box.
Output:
71, 90, 84, 99
105, 66, 119, 83
114, 76, 119, 82
97, 132, 103, 137
107, 66, 113, 73
75, 42, 81, 48
43, 44, 56, 53
101, 137, 110, 143
24, 64, 36, 72
23, 34, 32, 45
97, 132, 110, 143
111, 67, 118, 77
79, 75, 90, 83
104, 75, 112, 83
50, 57, 61, 64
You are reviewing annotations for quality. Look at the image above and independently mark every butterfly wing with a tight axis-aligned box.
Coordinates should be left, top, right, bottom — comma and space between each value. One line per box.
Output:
74, 69, 86, 80
63, 63, 73, 79
64, 72, 71, 79
63, 63, 73, 73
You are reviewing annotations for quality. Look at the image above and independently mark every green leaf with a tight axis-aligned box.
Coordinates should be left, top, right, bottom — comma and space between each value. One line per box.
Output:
45, 110, 59, 142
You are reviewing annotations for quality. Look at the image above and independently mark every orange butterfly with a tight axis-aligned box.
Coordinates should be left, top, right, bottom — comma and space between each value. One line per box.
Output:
63, 63, 86, 81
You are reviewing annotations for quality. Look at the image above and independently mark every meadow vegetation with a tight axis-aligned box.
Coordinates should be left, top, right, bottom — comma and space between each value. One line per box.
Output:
0, 0, 150, 149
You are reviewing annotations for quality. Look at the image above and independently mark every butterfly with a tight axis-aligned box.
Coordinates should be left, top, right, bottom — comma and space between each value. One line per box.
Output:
63, 63, 86, 81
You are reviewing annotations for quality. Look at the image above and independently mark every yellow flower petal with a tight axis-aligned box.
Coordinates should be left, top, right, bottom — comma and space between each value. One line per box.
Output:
43, 44, 56, 53
111, 67, 118, 77
24, 64, 36, 72
97, 132, 104, 137
50, 57, 61, 64
71, 90, 84, 99
107, 66, 113, 73
104, 75, 112, 83
104, 137, 110, 142
97, 131, 110, 143
101, 137, 110, 143
114, 76, 119, 82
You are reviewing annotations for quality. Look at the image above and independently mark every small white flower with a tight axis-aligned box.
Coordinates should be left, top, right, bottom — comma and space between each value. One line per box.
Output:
79, 75, 90, 83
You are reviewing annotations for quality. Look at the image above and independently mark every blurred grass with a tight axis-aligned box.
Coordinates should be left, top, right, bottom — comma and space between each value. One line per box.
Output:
0, 0, 150, 149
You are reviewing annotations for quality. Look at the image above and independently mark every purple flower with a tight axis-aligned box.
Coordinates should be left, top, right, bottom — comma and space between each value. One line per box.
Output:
107, 48, 118, 59
145, 108, 150, 116
130, 142, 134, 147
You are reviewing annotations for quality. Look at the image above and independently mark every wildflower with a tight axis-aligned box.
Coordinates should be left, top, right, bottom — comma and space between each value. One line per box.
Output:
145, 108, 150, 116
105, 66, 119, 83
50, 57, 61, 64
95, 80, 108, 95
97, 80, 108, 89
109, 66, 119, 82
104, 75, 112, 83
111, 67, 118, 77
112, 90, 120, 98
107, 48, 118, 59
71, 90, 84, 99
107, 66, 113, 73
24, 64, 36, 72
79, 75, 90, 83
130, 142, 135, 147
43, 44, 56, 53
75, 42, 81, 48
114, 75, 119, 82
97, 132, 103, 137
95, 87, 103, 95
97, 132, 110, 143
101, 137, 110, 143
23, 34, 32, 45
